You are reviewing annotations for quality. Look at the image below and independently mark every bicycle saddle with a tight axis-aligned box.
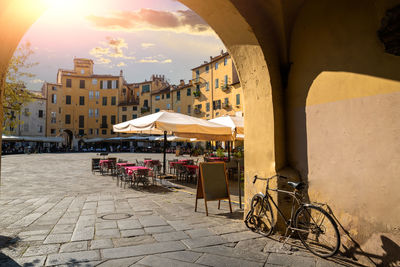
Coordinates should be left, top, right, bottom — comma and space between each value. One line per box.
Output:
287, 181, 305, 190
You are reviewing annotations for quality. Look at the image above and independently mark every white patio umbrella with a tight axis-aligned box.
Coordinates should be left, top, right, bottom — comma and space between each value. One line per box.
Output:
113, 110, 232, 174
209, 115, 245, 160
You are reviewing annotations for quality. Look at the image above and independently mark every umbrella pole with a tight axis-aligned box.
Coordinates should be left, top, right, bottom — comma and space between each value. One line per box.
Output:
163, 131, 167, 175
228, 141, 231, 161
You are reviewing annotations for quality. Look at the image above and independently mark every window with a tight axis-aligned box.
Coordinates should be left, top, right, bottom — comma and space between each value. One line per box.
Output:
79, 96, 85, 105
236, 94, 240, 105
224, 57, 228, 66
51, 129, 56, 134
122, 115, 127, 121
51, 94, 57, 104
66, 95, 71, 104
38, 125, 43, 133
80, 80, 85, 89
107, 80, 112, 89
132, 114, 137, 119
102, 97, 107, 106
143, 100, 148, 107
79, 116, 84, 128
52, 86, 57, 91
89, 128, 93, 135
79, 129, 84, 136
92, 79, 97, 85
205, 66, 209, 73
213, 100, 221, 110
38, 110, 43, 118
155, 95, 160, 101
102, 129, 107, 135
23, 123, 29, 132
111, 115, 116, 125
224, 75, 228, 86
66, 79, 71, 87
196, 69, 200, 77
215, 62, 218, 70
122, 88, 126, 95
24, 108, 29, 116
166, 93, 170, 99
215, 78, 219, 88
89, 91, 94, 100
206, 102, 210, 112
167, 103, 171, 109
101, 115, 107, 125
132, 106, 137, 111
112, 80, 117, 89
89, 109, 93, 118
95, 129, 99, 135
187, 88, 191, 96
95, 109, 99, 118
224, 97, 229, 105
122, 107, 127, 111
95, 91, 100, 99
162, 94, 164, 99
155, 108, 160, 113
111, 96, 116, 105
187, 105, 191, 114
81, 69, 85, 74
196, 84, 200, 91
100, 81, 105, 89
177, 107, 181, 113
59, 107, 62, 114
177, 91, 181, 101
206, 82, 209, 91
142, 84, 150, 93
51, 112, 56, 123
65, 114, 71, 124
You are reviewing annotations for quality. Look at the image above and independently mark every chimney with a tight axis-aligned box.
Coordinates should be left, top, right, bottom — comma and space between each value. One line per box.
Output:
180, 79, 185, 86
120, 70, 123, 77
221, 49, 224, 55
210, 56, 213, 61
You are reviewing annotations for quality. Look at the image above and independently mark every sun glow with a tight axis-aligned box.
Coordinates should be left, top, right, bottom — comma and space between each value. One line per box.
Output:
43, 0, 98, 16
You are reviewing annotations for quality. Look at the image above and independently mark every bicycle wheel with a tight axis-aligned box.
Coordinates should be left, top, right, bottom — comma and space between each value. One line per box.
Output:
245, 194, 274, 236
294, 205, 340, 258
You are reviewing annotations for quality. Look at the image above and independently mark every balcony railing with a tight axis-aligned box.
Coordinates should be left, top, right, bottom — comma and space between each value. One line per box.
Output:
193, 90, 201, 98
223, 102, 230, 109
100, 123, 108, 128
141, 106, 150, 114
221, 84, 230, 91
194, 108, 201, 114
118, 98, 139, 106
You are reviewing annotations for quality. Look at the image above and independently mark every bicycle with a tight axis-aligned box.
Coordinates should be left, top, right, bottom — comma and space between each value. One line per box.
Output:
245, 174, 340, 258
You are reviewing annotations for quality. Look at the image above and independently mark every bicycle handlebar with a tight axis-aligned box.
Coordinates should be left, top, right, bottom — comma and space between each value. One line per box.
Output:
253, 174, 288, 184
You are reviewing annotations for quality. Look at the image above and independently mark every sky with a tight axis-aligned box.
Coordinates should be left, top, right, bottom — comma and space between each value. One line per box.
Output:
19, 0, 225, 91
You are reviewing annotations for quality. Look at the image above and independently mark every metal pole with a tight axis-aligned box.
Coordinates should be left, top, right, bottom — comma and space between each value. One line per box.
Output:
163, 131, 167, 175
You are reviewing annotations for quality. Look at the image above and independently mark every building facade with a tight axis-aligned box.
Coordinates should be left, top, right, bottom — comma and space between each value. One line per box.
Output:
191, 51, 243, 119
3, 93, 46, 137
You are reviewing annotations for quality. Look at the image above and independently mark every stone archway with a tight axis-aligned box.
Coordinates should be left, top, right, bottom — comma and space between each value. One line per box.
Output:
61, 129, 73, 150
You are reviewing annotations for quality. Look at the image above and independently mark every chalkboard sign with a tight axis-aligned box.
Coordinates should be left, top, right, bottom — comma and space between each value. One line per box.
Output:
195, 162, 232, 216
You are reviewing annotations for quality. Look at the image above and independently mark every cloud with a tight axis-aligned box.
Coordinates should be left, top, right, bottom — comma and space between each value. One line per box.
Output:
162, 59, 172, 64
90, 37, 135, 65
86, 9, 213, 35
141, 43, 155, 49
31, 79, 44, 84
139, 59, 159, 63
137, 57, 172, 64
117, 62, 126, 67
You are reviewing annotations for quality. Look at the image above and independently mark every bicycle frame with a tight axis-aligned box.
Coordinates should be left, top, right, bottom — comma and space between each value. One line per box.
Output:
260, 177, 303, 230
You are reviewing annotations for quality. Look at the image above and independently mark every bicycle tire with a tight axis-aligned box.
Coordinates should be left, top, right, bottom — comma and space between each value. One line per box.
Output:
245, 194, 274, 236
294, 205, 340, 258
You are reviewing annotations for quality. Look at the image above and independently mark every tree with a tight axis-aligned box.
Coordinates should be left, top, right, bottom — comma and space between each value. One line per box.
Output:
2, 42, 38, 134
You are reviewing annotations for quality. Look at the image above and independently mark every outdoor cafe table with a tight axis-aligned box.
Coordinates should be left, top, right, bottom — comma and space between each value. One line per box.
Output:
184, 165, 199, 171
208, 157, 228, 162
116, 162, 135, 167
125, 166, 151, 176
100, 159, 111, 167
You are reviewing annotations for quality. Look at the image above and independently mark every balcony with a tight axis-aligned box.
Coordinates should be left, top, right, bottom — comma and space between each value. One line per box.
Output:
141, 106, 150, 114
100, 123, 108, 128
221, 84, 230, 91
194, 108, 201, 114
222, 102, 230, 109
118, 98, 139, 106
193, 90, 201, 98
193, 77, 206, 84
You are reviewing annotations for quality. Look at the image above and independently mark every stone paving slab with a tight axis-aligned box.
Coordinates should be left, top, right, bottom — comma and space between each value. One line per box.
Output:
0, 153, 354, 267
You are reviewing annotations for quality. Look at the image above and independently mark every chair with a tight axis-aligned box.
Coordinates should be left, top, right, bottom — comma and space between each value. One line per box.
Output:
136, 159, 144, 166
91, 158, 101, 174
118, 163, 135, 187
133, 169, 150, 187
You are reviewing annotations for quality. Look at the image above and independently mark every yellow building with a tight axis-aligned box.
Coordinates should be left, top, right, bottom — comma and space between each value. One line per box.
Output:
118, 82, 140, 124
43, 58, 123, 147
151, 85, 172, 113
171, 80, 195, 115
192, 51, 243, 119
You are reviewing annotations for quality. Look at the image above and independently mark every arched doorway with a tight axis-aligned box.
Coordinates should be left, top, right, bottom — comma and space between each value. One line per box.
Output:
61, 129, 73, 150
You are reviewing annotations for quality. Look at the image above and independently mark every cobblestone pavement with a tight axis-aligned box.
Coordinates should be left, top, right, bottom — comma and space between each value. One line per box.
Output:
0, 153, 359, 266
